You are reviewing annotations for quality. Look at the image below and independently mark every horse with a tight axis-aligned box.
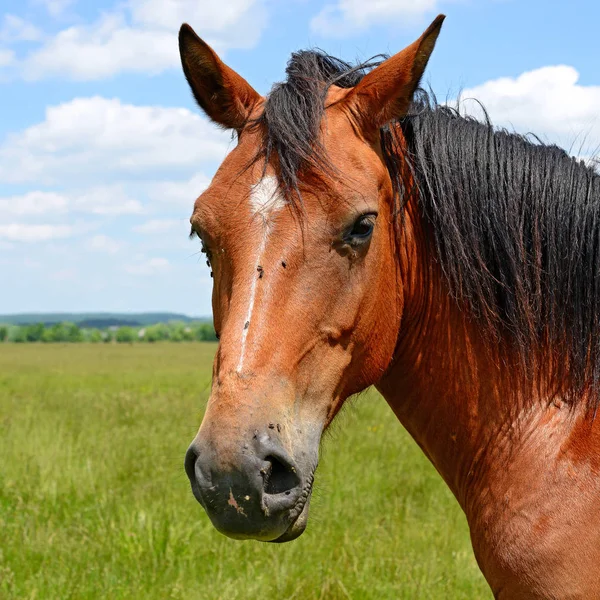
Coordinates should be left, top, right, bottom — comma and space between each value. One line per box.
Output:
179, 15, 600, 598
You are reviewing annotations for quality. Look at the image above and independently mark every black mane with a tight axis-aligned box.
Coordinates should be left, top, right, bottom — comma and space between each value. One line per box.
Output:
403, 97, 600, 401
256, 50, 600, 402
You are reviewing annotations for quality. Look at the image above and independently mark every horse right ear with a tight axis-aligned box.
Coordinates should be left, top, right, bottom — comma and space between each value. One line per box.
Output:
179, 24, 262, 131
346, 15, 444, 134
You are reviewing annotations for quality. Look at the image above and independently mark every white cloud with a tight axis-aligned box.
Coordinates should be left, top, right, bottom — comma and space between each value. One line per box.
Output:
0, 223, 74, 242
13, 0, 267, 81
49, 267, 77, 281
23, 258, 42, 268
0, 49, 15, 67
133, 219, 187, 234
0, 96, 230, 185
148, 173, 212, 205
87, 234, 122, 254
129, 0, 264, 35
72, 186, 143, 215
0, 191, 68, 217
35, 0, 77, 18
0, 15, 42, 42
461, 66, 600, 157
23, 13, 175, 81
0, 186, 143, 217
311, 0, 438, 37
124, 256, 170, 275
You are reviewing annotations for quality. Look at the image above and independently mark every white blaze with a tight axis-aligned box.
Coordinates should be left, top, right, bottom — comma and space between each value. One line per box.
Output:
236, 176, 287, 372
249, 175, 286, 216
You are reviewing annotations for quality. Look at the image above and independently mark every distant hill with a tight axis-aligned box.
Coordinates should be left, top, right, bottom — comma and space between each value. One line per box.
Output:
0, 313, 208, 327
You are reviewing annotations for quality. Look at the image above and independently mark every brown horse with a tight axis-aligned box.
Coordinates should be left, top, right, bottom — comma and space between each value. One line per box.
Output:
180, 15, 600, 599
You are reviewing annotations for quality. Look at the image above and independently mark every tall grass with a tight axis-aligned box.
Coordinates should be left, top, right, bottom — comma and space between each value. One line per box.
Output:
0, 344, 490, 599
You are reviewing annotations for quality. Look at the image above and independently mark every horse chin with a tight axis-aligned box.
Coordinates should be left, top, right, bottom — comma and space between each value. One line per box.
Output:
269, 491, 312, 543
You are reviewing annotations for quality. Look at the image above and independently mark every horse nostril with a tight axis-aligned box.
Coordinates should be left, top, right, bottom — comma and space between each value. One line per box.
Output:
184, 444, 200, 483
263, 454, 301, 495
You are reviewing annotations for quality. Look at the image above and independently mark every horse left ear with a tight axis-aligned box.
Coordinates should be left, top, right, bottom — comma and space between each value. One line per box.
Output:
179, 23, 261, 131
347, 15, 445, 133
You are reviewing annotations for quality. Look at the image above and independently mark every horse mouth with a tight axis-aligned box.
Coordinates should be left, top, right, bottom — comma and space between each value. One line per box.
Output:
269, 488, 313, 543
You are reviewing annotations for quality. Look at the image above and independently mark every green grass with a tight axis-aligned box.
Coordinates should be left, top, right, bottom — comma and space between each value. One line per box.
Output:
0, 344, 490, 599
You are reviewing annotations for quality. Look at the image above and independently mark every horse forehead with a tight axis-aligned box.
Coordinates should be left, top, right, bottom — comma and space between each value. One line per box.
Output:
249, 175, 287, 217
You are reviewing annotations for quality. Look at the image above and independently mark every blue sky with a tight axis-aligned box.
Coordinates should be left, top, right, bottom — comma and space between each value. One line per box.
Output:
1, 0, 598, 317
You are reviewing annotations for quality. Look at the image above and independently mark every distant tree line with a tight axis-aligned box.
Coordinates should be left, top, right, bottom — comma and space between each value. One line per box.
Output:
0, 321, 217, 343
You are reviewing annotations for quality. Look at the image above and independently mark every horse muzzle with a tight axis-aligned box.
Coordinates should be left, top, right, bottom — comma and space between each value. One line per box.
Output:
184, 423, 319, 542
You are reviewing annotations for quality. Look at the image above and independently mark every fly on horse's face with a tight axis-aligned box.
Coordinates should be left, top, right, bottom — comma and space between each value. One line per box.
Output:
181, 17, 444, 542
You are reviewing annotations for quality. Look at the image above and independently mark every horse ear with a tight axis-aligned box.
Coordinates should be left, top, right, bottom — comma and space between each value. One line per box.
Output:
347, 15, 445, 133
179, 24, 261, 131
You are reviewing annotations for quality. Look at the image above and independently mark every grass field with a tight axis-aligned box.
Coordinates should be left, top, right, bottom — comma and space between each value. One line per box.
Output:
0, 344, 490, 599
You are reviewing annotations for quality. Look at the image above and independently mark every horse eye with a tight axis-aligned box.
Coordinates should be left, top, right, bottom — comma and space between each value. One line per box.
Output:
347, 213, 377, 241
190, 227, 213, 268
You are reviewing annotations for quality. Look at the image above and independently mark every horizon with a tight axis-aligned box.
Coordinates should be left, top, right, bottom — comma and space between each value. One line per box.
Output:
1, 1, 598, 315
0, 310, 211, 324
0, 310, 206, 316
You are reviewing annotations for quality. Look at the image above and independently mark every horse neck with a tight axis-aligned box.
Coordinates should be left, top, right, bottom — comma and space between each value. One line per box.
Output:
377, 194, 581, 513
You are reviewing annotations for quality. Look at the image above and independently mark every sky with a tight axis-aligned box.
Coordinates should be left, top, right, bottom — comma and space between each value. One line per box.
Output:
0, 0, 598, 317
